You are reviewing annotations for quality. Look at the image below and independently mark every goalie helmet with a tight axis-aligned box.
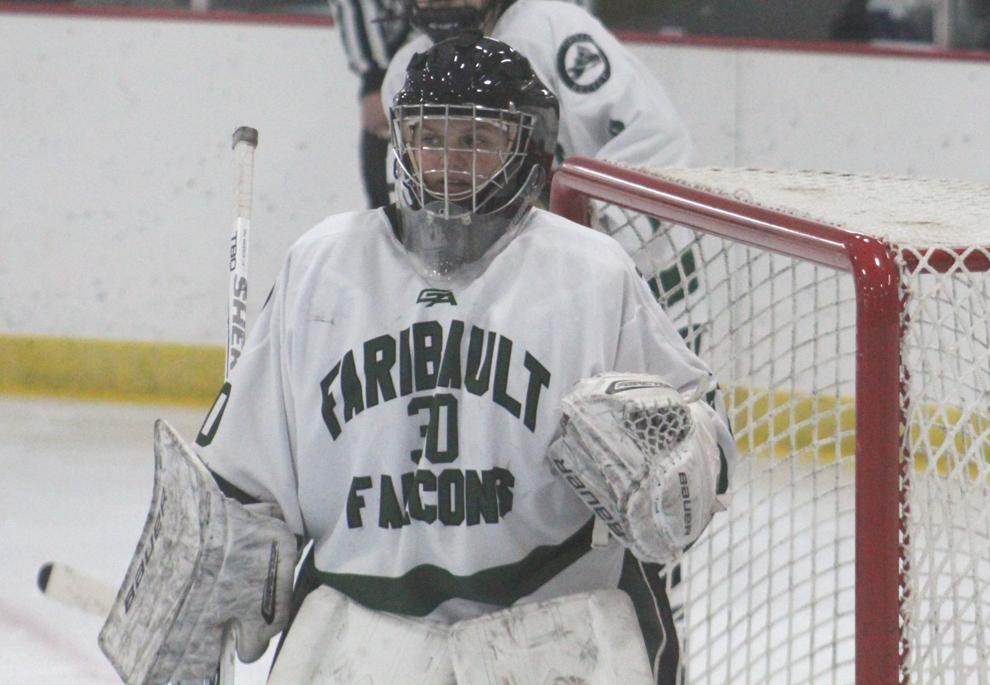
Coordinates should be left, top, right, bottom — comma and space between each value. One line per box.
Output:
405, 0, 515, 41
389, 33, 559, 281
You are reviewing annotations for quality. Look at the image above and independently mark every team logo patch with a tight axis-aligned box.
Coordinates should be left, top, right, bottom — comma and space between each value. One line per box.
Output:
557, 33, 611, 93
417, 288, 457, 306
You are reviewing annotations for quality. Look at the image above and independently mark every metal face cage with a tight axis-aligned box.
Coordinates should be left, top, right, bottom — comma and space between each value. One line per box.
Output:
391, 103, 537, 220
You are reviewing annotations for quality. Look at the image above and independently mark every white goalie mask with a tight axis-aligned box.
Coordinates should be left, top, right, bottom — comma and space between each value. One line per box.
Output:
389, 34, 559, 282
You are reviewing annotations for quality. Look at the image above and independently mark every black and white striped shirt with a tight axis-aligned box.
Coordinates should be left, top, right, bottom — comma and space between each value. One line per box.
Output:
330, 0, 409, 93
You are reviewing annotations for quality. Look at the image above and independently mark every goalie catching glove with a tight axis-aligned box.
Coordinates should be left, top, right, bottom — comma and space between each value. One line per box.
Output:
547, 372, 723, 564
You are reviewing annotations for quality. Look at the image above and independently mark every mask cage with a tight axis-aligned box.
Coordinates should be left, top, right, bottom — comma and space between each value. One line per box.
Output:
391, 103, 537, 220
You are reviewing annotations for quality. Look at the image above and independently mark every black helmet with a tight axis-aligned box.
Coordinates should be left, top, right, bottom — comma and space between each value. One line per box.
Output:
390, 32, 559, 221
406, 0, 515, 42
388, 34, 559, 281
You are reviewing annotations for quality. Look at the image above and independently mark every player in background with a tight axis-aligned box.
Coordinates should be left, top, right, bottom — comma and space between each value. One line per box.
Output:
195, 35, 734, 683
329, 0, 591, 208
328, 0, 410, 208
383, 1, 702, 344
383, 0, 691, 176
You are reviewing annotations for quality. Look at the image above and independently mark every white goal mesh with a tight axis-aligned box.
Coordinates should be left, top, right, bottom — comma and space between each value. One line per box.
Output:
550, 160, 990, 684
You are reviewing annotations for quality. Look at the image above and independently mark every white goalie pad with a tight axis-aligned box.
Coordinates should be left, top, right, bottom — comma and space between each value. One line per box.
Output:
547, 372, 721, 564
267, 585, 454, 685
268, 587, 651, 685
98, 420, 299, 685
449, 589, 654, 685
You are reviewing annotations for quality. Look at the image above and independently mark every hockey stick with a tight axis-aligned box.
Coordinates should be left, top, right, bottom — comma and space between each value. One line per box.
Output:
227, 125, 257, 379
37, 126, 260, 684
36, 561, 116, 618
208, 124, 260, 685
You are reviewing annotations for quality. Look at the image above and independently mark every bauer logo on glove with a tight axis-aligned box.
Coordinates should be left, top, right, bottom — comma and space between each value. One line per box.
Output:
546, 372, 722, 564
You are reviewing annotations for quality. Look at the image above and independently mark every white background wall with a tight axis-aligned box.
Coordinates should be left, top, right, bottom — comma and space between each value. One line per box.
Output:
644, 45, 990, 179
3, 11, 990, 346
1, 12, 360, 346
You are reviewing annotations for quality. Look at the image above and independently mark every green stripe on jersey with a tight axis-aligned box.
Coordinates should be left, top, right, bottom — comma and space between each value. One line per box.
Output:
311, 516, 595, 616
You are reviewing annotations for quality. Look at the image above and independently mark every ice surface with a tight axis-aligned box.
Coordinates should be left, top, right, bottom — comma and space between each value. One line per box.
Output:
0, 396, 275, 684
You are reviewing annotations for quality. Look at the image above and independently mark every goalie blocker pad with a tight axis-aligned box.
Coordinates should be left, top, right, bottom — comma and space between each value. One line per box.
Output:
98, 420, 299, 685
268, 586, 653, 685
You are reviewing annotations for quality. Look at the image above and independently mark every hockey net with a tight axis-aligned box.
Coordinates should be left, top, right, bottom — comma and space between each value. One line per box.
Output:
550, 159, 990, 684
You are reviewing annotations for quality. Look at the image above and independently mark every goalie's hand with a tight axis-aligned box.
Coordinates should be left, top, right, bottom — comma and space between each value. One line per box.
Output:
546, 372, 720, 564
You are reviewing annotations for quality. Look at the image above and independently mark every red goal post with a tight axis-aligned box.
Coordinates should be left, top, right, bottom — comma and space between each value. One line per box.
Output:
550, 158, 990, 684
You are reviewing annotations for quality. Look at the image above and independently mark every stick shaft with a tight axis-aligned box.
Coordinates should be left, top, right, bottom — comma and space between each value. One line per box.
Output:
40, 126, 261, 685
214, 126, 259, 685
226, 127, 258, 379
37, 562, 116, 617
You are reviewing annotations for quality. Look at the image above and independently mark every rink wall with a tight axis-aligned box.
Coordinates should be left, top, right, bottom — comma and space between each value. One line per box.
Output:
3, 8, 990, 403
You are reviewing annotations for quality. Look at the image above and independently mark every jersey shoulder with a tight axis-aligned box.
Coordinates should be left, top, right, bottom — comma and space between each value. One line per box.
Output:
291, 208, 372, 246
286, 208, 388, 272
498, 0, 603, 42
521, 207, 637, 274
504, 0, 594, 24
497, 1, 619, 93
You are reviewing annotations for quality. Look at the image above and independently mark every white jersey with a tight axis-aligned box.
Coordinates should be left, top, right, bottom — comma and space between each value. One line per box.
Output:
196, 207, 731, 625
382, 0, 692, 169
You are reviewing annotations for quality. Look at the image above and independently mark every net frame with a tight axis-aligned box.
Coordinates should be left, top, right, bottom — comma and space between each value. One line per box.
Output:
549, 157, 990, 684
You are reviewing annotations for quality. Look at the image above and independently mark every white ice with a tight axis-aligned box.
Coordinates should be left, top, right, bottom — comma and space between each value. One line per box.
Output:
0, 396, 276, 684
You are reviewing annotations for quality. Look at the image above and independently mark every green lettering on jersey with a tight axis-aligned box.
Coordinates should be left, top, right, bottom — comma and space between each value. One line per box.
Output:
346, 476, 373, 528
399, 327, 413, 396
437, 469, 465, 525
436, 319, 464, 389
492, 335, 521, 419
340, 351, 364, 422
493, 466, 514, 516
399, 471, 416, 518
465, 469, 500, 525
522, 352, 551, 432
363, 334, 397, 408
378, 475, 409, 529
321, 320, 552, 440
348, 467, 514, 531
320, 361, 342, 440
464, 327, 496, 396
407, 393, 458, 465
411, 470, 437, 523
412, 321, 443, 392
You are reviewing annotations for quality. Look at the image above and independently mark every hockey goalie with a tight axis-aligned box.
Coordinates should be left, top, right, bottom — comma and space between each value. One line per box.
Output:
99, 32, 735, 685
